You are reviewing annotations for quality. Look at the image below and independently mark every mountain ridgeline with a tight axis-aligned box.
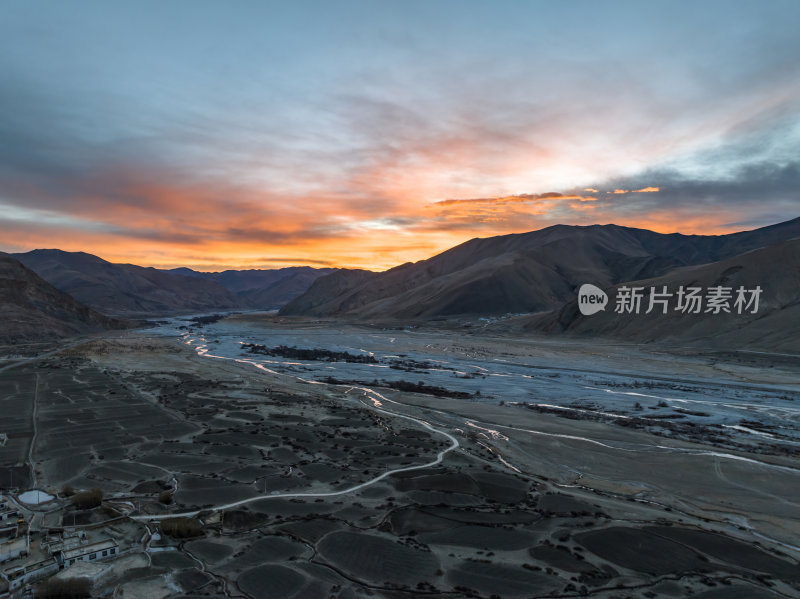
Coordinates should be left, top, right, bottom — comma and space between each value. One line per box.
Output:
520, 237, 800, 351
280, 217, 800, 350
163, 266, 337, 310
4, 217, 799, 350
0, 253, 129, 344
281, 217, 800, 319
12, 250, 335, 316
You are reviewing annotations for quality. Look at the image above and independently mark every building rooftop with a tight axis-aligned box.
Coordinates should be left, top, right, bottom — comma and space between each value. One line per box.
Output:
3, 557, 56, 580
61, 539, 117, 561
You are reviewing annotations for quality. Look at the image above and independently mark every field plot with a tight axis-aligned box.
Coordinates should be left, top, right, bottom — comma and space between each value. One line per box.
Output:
447, 561, 557, 597
30, 359, 199, 492
317, 530, 441, 587
173, 475, 257, 506
237, 564, 307, 598
419, 525, 537, 550
184, 539, 235, 564
574, 524, 800, 583
0, 369, 37, 488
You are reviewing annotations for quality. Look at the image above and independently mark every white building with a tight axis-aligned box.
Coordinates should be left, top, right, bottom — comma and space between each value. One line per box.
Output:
0, 510, 19, 523
0, 537, 28, 564
60, 539, 118, 568
2, 557, 58, 592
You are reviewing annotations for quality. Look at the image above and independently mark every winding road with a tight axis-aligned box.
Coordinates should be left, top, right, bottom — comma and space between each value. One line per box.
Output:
132, 385, 460, 522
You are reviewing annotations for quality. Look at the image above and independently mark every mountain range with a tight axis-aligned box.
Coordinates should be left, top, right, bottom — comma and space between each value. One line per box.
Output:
0, 253, 128, 345
3, 216, 798, 350
279, 216, 800, 351
518, 237, 800, 351
12, 250, 334, 316
163, 266, 336, 309
280, 216, 800, 319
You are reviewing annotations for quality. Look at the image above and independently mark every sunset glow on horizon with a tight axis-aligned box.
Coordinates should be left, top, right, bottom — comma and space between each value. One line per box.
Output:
2, 1, 799, 271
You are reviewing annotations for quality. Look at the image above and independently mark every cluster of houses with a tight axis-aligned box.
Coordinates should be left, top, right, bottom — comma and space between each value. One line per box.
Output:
2, 529, 119, 593
0, 495, 121, 595
0, 500, 22, 540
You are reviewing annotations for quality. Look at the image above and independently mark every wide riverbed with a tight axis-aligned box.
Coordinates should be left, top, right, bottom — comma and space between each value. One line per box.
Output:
147, 313, 800, 454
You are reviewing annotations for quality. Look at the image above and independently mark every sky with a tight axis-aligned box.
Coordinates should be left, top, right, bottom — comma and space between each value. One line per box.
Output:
1, 1, 799, 271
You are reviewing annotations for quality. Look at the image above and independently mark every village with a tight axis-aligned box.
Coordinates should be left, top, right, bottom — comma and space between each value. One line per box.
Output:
0, 491, 140, 596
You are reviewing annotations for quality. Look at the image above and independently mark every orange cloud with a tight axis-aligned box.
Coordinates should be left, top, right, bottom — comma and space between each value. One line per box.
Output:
0, 180, 762, 272
0, 113, 750, 273
633, 186, 660, 192
434, 192, 597, 207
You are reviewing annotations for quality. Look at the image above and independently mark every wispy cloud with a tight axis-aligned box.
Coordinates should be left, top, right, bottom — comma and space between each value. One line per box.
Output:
0, 2, 798, 269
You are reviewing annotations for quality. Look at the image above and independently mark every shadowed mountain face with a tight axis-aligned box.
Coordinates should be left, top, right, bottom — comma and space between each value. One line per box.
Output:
280, 217, 800, 319
0, 254, 128, 344
279, 269, 376, 316
163, 266, 337, 309
13, 250, 243, 316
520, 238, 800, 352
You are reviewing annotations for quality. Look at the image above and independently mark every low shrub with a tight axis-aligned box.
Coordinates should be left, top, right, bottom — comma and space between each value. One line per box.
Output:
37, 577, 91, 599
70, 488, 103, 509
161, 517, 203, 538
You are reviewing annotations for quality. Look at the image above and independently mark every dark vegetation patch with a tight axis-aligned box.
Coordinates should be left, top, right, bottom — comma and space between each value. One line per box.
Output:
36, 578, 92, 599
324, 376, 474, 399
394, 473, 482, 495
162, 517, 204, 539
222, 509, 271, 531
522, 403, 800, 456
243, 343, 378, 363
70, 488, 103, 509
599, 380, 697, 392
187, 314, 229, 325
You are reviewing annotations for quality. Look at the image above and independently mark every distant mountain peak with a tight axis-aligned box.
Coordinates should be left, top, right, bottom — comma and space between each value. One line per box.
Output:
279, 216, 800, 320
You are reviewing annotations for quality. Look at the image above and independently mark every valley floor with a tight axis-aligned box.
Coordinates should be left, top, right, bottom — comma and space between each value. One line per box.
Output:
0, 315, 798, 598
